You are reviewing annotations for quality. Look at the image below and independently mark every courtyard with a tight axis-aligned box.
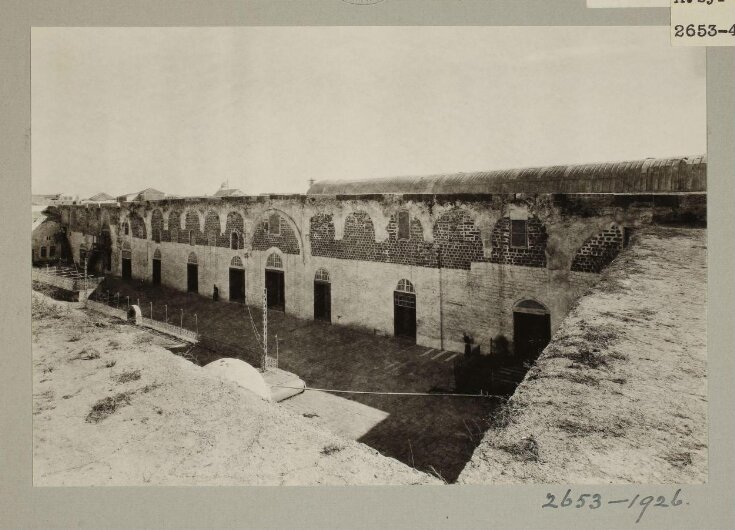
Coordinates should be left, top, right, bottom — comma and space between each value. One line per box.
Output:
91, 276, 502, 482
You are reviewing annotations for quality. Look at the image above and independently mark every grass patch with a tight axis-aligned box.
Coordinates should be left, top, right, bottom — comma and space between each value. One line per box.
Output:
85, 391, 133, 423
113, 369, 141, 384
105, 360, 117, 368
141, 382, 161, 393
498, 435, 539, 462
108, 339, 121, 350
559, 371, 600, 386
664, 451, 693, 468
68, 330, 83, 342
31, 296, 67, 319
556, 416, 630, 438
320, 443, 344, 456
78, 347, 100, 360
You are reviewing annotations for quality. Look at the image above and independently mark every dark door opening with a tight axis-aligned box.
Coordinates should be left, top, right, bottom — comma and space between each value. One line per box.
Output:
187, 263, 199, 293
394, 291, 417, 340
512, 311, 551, 361
314, 281, 331, 322
265, 270, 285, 311
121, 258, 132, 280
152, 259, 161, 285
229, 268, 245, 302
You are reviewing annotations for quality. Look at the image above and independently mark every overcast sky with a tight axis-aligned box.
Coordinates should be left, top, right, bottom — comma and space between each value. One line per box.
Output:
31, 26, 705, 198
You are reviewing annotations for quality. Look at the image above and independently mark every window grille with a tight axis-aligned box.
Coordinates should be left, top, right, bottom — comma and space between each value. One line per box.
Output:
266, 253, 282, 269
187, 252, 198, 264
396, 279, 415, 293
314, 268, 330, 282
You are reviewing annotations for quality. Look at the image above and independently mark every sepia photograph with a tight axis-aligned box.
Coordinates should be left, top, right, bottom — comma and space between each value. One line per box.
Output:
30, 25, 707, 487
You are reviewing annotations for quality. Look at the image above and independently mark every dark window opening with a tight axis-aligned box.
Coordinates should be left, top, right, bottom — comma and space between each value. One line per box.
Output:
49, 246, 56, 257
189, 230, 195, 246
397, 211, 410, 240
623, 227, 633, 247
268, 213, 280, 235
153, 229, 161, 243
231, 231, 240, 250
510, 219, 528, 248
40, 247, 47, 258
123, 222, 129, 235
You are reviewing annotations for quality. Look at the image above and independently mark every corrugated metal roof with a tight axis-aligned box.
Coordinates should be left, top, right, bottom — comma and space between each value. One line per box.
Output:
307, 155, 706, 196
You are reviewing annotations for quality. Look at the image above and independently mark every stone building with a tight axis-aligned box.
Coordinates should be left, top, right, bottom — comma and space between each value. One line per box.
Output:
57, 155, 706, 355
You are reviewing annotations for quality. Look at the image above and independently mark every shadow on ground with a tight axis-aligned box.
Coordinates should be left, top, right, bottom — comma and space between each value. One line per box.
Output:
91, 277, 503, 482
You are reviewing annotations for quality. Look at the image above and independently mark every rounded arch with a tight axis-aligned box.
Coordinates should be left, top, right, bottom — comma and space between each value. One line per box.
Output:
153, 248, 161, 260
251, 208, 305, 262
151, 209, 164, 242
314, 268, 330, 282
187, 252, 198, 265
230, 230, 242, 250
266, 252, 283, 269
230, 256, 244, 268
513, 298, 549, 315
396, 279, 415, 293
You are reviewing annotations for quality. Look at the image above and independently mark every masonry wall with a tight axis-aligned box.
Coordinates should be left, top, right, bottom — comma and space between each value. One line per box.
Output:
59, 191, 706, 354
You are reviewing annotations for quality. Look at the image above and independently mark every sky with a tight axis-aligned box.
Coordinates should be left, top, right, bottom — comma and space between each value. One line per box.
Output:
31, 26, 705, 198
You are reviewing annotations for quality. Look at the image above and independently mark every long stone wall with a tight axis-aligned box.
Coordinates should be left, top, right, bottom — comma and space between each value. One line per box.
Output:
58, 191, 706, 353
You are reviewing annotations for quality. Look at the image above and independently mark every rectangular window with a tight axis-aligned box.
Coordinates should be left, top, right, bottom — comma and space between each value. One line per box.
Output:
40, 246, 47, 258
49, 246, 56, 256
510, 220, 528, 248
189, 230, 195, 246
268, 213, 280, 235
397, 211, 410, 240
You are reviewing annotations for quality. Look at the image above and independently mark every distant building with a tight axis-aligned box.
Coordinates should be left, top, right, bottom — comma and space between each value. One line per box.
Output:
117, 188, 166, 202
213, 182, 245, 198
32, 193, 77, 206
32, 208, 65, 265
81, 192, 117, 204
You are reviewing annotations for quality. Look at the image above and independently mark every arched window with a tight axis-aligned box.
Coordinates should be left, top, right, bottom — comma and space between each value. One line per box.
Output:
230, 231, 240, 250
513, 299, 549, 315
187, 252, 198, 265
397, 210, 410, 240
123, 222, 130, 236
230, 256, 244, 268
315, 268, 330, 282
396, 279, 415, 293
266, 253, 282, 269
153, 248, 161, 260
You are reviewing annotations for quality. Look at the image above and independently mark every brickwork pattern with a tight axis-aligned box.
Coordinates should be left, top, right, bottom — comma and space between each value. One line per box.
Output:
489, 216, 547, 268
571, 226, 623, 273
130, 213, 147, 239
433, 210, 485, 270
310, 212, 439, 268
151, 209, 164, 242
251, 214, 301, 254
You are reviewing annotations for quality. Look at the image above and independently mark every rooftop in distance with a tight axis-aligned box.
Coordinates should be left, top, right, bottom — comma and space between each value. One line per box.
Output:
307, 155, 707, 196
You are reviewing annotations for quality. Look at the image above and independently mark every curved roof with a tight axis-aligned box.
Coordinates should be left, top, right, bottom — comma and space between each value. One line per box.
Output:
307, 155, 706, 196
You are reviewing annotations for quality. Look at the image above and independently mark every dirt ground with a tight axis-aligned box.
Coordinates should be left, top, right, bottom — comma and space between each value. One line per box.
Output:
32, 293, 440, 486
459, 227, 708, 484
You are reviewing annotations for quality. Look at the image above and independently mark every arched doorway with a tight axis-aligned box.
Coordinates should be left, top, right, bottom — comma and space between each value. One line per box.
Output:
265, 253, 285, 311
121, 246, 132, 280
152, 248, 162, 285
187, 252, 199, 293
394, 279, 416, 340
229, 256, 245, 302
314, 268, 331, 322
512, 299, 551, 361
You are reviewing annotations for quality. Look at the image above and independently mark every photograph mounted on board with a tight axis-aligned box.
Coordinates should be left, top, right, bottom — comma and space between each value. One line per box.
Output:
31, 26, 706, 486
